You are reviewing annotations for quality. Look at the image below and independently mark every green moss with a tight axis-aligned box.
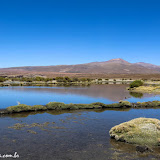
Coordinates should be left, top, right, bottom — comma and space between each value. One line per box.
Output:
89, 103, 104, 109
4, 100, 160, 115
109, 118, 160, 146
105, 103, 120, 108
105, 101, 131, 108
91, 102, 106, 107
119, 100, 131, 107
67, 103, 80, 110
46, 102, 67, 110
7, 104, 47, 113
32, 105, 47, 111
136, 101, 160, 108
7, 104, 32, 113
46, 102, 105, 110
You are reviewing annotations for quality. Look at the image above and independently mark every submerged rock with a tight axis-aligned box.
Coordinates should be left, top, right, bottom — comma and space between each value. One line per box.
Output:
109, 118, 160, 147
27, 130, 37, 134
136, 146, 152, 153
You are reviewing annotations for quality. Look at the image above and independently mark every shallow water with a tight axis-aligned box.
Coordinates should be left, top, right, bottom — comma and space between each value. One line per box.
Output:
1, 84, 160, 159
1, 108, 160, 160
0, 84, 160, 108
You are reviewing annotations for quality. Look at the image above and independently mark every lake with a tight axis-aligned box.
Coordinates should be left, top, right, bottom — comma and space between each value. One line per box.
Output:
1, 84, 160, 160
0, 84, 160, 108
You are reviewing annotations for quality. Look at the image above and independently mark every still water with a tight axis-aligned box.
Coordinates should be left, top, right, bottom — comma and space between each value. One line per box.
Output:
0, 84, 160, 108
1, 109, 160, 159
1, 84, 160, 160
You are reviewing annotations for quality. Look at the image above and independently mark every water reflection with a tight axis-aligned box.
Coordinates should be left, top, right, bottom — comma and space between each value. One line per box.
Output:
110, 139, 160, 159
1, 108, 160, 159
0, 84, 160, 108
129, 92, 144, 98
0, 108, 131, 118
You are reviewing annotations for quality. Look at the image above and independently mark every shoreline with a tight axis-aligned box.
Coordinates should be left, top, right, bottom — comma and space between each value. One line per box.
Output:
1, 79, 160, 87
129, 85, 160, 94
0, 79, 134, 86
1, 100, 160, 115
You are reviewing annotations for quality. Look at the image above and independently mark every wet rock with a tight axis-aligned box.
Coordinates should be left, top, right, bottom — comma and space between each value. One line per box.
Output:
27, 130, 37, 134
136, 146, 152, 153
8, 123, 26, 130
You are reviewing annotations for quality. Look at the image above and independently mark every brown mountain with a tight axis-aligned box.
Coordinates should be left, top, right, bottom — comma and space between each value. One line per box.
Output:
0, 58, 160, 76
135, 62, 160, 72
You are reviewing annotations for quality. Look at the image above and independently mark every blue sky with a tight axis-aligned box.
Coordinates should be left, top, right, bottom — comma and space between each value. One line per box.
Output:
0, 0, 160, 68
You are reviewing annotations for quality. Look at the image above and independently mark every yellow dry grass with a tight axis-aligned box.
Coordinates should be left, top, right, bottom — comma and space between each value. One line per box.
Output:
133, 86, 160, 93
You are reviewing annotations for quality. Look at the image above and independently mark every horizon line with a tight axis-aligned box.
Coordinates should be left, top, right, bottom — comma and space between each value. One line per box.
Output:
0, 58, 159, 69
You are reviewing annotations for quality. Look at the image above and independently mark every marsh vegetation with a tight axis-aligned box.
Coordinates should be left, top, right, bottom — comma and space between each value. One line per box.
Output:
2, 100, 160, 115
110, 118, 160, 147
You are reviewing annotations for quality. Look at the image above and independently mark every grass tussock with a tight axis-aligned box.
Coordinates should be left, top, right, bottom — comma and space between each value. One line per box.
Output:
7, 104, 47, 113
7, 104, 32, 113
46, 102, 106, 110
109, 118, 160, 146
5, 100, 160, 114
129, 80, 143, 88
32, 105, 47, 111
46, 102, 67, 110
133, 85, 160, 93
136, 101, 160, 108
105, 101, 131, 108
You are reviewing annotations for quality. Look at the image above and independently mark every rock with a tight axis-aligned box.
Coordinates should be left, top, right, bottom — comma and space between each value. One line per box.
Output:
136, 146, 152, 153
27, 130, 37, 134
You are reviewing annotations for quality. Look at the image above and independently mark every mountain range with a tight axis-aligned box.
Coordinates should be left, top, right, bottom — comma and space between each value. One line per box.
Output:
0, 58, 160, 76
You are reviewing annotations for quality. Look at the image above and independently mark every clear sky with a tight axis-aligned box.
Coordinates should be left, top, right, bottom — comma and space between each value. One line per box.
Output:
0, 0, 160, 68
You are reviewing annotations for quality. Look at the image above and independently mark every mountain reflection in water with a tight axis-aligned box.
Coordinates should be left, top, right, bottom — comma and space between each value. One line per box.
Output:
0, 84, 159, 108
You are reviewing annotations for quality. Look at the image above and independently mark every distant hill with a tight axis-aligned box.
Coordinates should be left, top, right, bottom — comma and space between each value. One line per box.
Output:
1, 58, 160, 77
135, 62, 160, 72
